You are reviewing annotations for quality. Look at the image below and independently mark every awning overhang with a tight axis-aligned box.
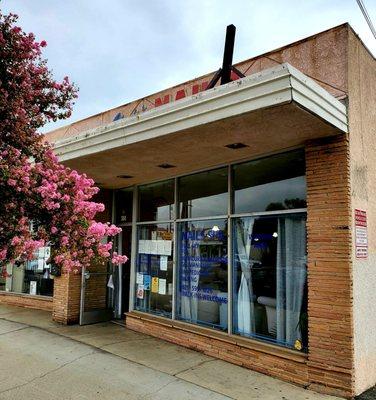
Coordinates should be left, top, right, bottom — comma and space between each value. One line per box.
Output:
53, 63, 348, 189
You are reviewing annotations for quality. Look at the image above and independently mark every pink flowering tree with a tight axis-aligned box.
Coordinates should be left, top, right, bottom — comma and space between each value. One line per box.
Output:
0, 11, 127, 275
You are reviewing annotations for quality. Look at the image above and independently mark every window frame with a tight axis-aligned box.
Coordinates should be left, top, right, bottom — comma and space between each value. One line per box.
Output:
127, 148, 307, 350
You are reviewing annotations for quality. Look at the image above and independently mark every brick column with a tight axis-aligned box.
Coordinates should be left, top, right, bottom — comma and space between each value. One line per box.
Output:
52, 272, 81, 324
305, 135, 354, 398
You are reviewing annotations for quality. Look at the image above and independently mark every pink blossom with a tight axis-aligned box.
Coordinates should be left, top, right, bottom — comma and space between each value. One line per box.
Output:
111, 252, 128, 265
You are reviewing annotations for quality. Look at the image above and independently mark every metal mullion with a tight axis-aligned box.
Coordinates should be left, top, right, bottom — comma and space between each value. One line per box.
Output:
230, 208, 307, 219
176, 215, 228, 223
117, 222, 133, 227
129, 186, 138, 312
227, 217, 233, 335
172, 177, 178, 320
126, 146, 303, 189
227, 164, 233, 335
136, 219, 174, 226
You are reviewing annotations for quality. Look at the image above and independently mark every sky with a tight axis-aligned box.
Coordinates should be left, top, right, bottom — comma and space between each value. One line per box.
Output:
2, 0, 376, 133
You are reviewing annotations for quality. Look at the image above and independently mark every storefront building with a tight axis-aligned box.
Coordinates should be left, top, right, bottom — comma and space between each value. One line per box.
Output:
1, 23, 375, 398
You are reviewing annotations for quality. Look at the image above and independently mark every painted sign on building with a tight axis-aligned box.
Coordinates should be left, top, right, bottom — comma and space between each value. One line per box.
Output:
355, 209, 368, 259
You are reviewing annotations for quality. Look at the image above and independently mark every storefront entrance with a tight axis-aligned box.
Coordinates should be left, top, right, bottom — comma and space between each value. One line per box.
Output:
112, 226, 132, 319
79, 227, 132, 325
79, 188, 133, 325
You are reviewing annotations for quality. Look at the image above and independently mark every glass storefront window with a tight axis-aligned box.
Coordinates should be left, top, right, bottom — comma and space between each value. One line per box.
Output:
138, 179, 174, 222
134, 223, 173, 318
129, 149, 308, 351
177, 219, 228, 331
0, 246, 54, 296
233, 150, 306, 214
178, 167, 228, 219
115, 187, 133, 224
232, 214, 307, 350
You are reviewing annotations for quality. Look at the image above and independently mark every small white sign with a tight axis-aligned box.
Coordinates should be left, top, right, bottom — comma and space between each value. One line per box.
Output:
355, 209, 368, 259
29, 281, 37, 295
158, 279, 166, 295
355, 226, 368, 246
160, 256, 168, 271
37, 259, 45, 272
356, 247, 368, 259
136, 285, 144, 299
136, 272, 144, 285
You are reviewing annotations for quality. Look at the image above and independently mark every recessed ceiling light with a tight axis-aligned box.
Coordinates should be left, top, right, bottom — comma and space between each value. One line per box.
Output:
117, 175, 134, 179
225, 142, 248, 149
158, 163, 176, 169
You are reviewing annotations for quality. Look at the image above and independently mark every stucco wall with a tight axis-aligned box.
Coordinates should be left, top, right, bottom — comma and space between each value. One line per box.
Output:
348, 28, 376, 395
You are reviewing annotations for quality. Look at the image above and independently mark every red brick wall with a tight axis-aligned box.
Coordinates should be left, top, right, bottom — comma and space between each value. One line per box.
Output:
306, 135, 353, 397
126, 313, 309, 386
52, 272, 81, 324
0, 292, 53, 311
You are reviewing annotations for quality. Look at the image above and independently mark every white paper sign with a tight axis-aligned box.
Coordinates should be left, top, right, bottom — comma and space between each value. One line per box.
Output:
138, 240, 145, 253
29, 281, 37, 295
163, 240, 172, 256
150, 240, 158, 255
136, 272, 144, 285
144, 240, 151, 254
137, 285, 144, 299
37, 259, 45, 272
160, 256, 168, 271
156, 240, 164, 255
158, 278, 166, 295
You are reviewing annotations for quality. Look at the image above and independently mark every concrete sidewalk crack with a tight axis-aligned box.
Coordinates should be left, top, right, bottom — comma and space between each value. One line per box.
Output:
0, 326, 29, 336
173, 358, 217, 377
137, 378, 179, 399
0, 350, 96, 395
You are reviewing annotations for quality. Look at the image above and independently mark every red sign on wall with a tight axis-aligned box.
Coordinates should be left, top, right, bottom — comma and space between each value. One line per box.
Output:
355, 209, 368, 259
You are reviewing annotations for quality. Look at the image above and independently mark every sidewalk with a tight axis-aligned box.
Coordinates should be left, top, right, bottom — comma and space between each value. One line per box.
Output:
0, 304, 341, 400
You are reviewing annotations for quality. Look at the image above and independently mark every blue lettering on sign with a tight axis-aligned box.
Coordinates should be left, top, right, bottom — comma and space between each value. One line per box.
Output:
179, 228, 227, 305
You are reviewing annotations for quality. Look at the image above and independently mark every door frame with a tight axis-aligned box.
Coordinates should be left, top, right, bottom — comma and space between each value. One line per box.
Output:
79, 265, 113, 325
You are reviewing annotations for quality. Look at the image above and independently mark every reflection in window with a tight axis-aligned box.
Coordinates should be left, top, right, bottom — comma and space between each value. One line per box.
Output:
0, 247, 54, 296
115, 188, 133, 224
177, 219, 228, 331
179, 168, 228, 218
233, 150, 306, 213
134, 224, 173, 318
232, 214, 307, 351
138, 180, 174, 222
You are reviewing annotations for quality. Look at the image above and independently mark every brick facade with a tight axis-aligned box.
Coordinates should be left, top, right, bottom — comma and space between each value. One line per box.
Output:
306, 135, 353, 397
0, 291, 53, 311
125, 134, 354, 399
52, 272, 81, 324
126, 313, 309, 386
